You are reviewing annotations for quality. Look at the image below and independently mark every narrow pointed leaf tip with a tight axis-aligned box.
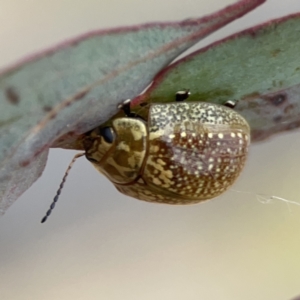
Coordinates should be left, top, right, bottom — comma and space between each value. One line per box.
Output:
137, 12, 300, 142
0, 0, 265, 213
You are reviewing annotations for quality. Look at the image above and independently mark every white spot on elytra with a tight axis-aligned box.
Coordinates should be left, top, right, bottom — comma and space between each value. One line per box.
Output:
181, 132, 187, 138
218, 133, 224, 139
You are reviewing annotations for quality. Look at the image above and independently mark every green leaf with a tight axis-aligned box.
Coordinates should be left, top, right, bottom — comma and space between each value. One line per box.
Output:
0, 0, 265, 213
137, 13, 300, 142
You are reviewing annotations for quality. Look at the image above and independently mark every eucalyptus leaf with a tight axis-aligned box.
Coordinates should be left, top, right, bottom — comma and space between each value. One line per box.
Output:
0, 0, 265, 213
138, 13, 300, 142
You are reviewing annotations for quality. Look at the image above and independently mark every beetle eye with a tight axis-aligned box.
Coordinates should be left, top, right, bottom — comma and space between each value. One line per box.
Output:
99, 126, 115, 143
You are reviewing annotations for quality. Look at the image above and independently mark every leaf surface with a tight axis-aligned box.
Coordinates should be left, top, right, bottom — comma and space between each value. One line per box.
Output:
135, 12, 300, 142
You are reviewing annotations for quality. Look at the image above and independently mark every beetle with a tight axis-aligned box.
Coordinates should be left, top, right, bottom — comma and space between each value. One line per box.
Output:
84, 91, 250, 205
41, 91, 250, 222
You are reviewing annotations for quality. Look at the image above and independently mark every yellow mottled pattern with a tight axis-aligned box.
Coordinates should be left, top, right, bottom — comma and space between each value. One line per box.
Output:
86, 118, 147, 184
115, 178, 203, 204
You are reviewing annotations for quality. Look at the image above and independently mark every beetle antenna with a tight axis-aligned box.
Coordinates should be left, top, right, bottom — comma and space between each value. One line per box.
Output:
41, 152, 85, 223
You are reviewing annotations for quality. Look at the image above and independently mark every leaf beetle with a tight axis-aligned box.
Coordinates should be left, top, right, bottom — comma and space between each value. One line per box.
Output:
84, 91, 250, 204
41, 91, 250, 222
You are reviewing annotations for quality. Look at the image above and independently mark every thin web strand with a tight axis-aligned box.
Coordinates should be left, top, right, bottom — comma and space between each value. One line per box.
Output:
230, 188, 300, 213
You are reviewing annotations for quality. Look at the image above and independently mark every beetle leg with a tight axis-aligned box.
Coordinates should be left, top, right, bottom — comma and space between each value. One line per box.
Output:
118, 99, 132, 116
224, 99, 239, 109
175, 90, 191, 102
118, 99, 146, 120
